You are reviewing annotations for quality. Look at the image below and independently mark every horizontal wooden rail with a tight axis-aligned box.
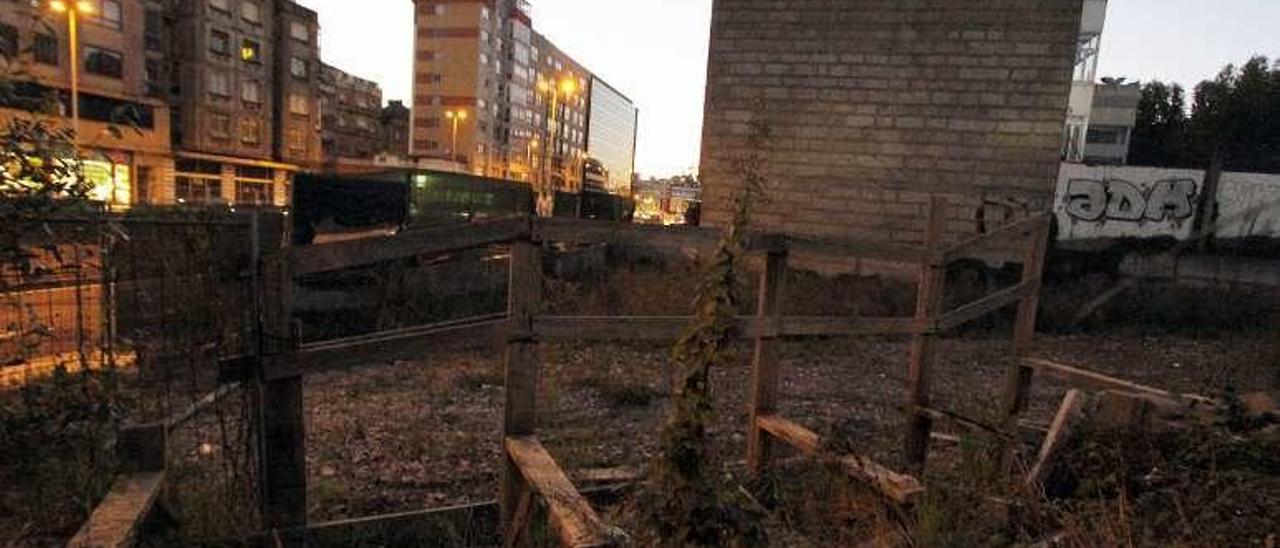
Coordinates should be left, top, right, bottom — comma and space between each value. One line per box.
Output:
1020, 357, 1180, 403
220, 313, 507, 382
936, 281, 1034, 331
504, 436, 620, 547
941, 213, 1051, 263
67, 471, 165, 548
532, 315, 926, 341
789, 236, 930, 265
755, 414, 923, 505
291, 217, 529, 276
913, 405, 1012, 440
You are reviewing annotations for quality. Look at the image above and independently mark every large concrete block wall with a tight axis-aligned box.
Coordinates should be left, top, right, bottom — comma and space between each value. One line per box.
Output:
699, 0, 1083, 264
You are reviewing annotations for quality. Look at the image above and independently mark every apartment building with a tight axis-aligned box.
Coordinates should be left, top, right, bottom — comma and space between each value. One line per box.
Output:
410, 0, 633, 198
318, 62, 384, 160
0, 0, 172, 208
380, 99, 410, 158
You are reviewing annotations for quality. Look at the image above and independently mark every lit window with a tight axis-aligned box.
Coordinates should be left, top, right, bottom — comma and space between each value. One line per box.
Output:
240, 39, 260, 63
209, 0, 229, 12
242, 1, 261, 23
288, 126, 307, 152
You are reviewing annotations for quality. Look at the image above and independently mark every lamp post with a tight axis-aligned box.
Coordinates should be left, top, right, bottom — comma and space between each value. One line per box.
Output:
444, 109, 467, 164
535, 75, 578, 215
49, 0, 95, 151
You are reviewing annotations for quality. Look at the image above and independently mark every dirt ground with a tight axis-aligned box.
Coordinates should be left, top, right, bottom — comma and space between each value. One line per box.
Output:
178, 329, 1269, 524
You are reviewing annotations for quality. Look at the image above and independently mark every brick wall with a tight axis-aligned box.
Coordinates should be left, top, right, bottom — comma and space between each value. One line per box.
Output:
699, 0, 1082, 260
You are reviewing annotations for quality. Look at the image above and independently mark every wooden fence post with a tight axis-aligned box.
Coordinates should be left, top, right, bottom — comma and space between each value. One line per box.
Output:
502, 236, 542, 533
747, 249, 787, 475
1000, 217, 1051, 435
253, 212, 307, 533
905, 197, 947, 472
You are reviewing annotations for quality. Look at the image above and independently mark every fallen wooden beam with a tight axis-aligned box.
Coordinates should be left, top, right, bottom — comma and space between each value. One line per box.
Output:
1020, 358, 1180, 404
1026, 390, 1085, 486
291, 216, 529, 276
67, 471, 165, 548
504, 436, 621, 547
941, 213, 1051, 263
914, 405, 1013, 440
936, 281, 1034, 331
755, 414, 924, 505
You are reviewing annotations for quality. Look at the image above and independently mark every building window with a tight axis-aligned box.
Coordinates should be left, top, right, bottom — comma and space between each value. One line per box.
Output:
93, 1, 123, 30
241, 1, 261, 23
34, 34, 58, 65
208, 71, 230, 97
144, 9, 162, 50
241, 80, 260, 104
290, 21, 309, 42
288, 126, 307, 152
0, 25, 16, 59
210, 112, 231, 138
210, 29, 229, 55
135, 167, 151, 204
1086, 127, 1124, 145
176, 176, 222, 204
479, 53, 488, 65
290, 57, 307, 78
84, 46, 123, 78
289, 94, 308, 115
240, 39, 260, 63
240, 118, 260, 144
236, 181, 272, 205
144, 58, 163, 96
209, 0, 230, 13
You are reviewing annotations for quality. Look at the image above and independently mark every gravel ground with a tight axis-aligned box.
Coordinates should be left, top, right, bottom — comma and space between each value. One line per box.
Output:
259, 330, 1276, 523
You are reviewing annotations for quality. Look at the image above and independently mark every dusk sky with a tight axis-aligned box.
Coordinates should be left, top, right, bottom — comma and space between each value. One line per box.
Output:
299, 0, 1279, 178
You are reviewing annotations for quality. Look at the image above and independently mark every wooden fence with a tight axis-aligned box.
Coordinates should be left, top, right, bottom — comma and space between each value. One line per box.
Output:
71, 199, 1209, 547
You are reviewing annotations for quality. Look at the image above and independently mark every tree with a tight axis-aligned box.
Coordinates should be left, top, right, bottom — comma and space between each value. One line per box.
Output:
1129, 81, 1189, 167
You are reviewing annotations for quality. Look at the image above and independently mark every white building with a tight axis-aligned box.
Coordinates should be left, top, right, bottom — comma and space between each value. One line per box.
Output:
1062, 0, 1109, 163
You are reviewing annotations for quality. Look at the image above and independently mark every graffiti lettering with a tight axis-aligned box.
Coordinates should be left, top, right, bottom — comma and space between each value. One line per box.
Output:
1064, 178, 1197, 223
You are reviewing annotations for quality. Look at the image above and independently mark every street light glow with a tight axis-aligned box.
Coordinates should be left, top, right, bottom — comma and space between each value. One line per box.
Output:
49, 0, 67, 12
559, 78, 577, 96
76, 0, 93, 13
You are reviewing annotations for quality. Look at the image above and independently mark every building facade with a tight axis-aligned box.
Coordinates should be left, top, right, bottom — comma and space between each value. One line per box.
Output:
318, 62, 384, 161
1063, 0, 1109, 163
410, 0, 629, 198
699, 0, 1083, 254
0, 0, 172, 208
1082, 82, 1140, 165
0, 0, 332, 209
380, 99, 411, 158
585, 75, 637, 196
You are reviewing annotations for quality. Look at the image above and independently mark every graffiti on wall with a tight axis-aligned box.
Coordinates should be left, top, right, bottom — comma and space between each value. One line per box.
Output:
1063, 178, 1198, 223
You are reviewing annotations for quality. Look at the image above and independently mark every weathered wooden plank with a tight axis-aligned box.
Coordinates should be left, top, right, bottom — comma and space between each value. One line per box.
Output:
999, 217, 1051, 464
532, 315, 924, 341
291, 216, 528, 276
781, 315, 926, 336
1026, 390, 1085, 486
788, 236, 930, 265
914, 405, 1012, 440
905, 197, 948, 472
748, 251, 787, 474
755, 415, 924, 505
534, 217, 723, 250
296, 313, 506, 373
505, 436, 620, 547
1021, 358, 1180, 404
502, 240, 542, 536
937, 281, 1034, 332
67, 472, 165, 548
941, 213, 1051, 263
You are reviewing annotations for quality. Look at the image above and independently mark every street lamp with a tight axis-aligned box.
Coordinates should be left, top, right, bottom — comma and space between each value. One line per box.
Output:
444, 109, 467, 164
535, 74, 579, 214
49, 0, 96, 151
